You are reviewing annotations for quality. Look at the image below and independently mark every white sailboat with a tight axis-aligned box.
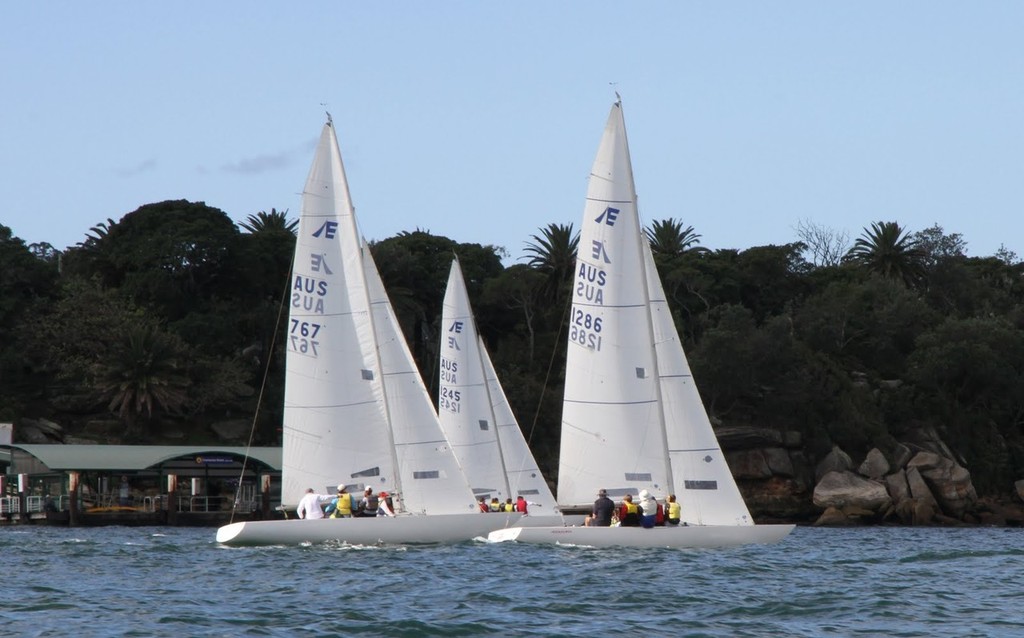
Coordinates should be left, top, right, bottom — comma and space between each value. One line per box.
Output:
488, 101, 794, 549
217, 117, 520, 546
438, 258, 564, 525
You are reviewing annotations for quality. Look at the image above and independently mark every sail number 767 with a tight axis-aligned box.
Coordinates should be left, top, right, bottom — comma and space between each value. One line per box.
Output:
289, 320, 322, 356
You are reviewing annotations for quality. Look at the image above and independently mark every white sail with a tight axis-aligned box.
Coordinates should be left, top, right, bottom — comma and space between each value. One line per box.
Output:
363, 247, 479, 515
280, 120, 394, 508
489, 100, 792, 548
438, 259, 559, 510
557, 101, 672, 508
643, 241, 753, 525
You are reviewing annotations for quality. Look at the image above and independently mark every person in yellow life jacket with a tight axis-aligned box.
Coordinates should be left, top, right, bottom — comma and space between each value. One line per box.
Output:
666, 494, 681, 526
618, 494, 640, 526
325, 485, 353, 518
489, 497, 502, 512
503, 498, 514, 513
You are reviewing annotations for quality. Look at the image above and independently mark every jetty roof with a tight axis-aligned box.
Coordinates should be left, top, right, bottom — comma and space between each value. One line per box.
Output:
2, 445, 281, 472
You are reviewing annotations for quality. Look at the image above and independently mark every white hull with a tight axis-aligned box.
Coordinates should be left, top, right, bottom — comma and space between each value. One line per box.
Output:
217, 512, 525, 547
487, 523, 795, 549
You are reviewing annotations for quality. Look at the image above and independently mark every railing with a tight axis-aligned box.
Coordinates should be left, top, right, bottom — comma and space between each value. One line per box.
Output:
25, 496, 43, 513
0, 497, 20, 515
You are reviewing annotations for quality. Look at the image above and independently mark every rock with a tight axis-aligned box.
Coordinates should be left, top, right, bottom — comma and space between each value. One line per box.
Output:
18, 423, 51, 444
813, 506, 857, 527
813, 470, 892, 511
858, 448, 890, 480
884, 470, 910, 503
906, 452, 978, 518
894, 497, 937, 525
763, 448, 795, 478
726, 450, 773, 479
1015, 479, 1024, 503
815, 446, 853, 483
211, 420, 251, 441
890, 443, 913, 470
716, 426, 783, 450
905, 466, 939, 508
781, 431, 802, 448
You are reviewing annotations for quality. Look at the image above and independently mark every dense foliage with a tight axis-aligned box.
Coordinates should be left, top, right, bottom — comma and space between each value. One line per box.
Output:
2, 203, 1023, 495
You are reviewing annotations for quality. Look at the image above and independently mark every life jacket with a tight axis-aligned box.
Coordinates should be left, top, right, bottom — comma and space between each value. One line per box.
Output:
330, 494, 353, 518
515, 498, 528, 513
655, 503, 665, 526
489, 501, 502, 512
668, 501, 681, 520
479, 501, 489, 513
361, 494, 379, 516
504, 502, 514, 513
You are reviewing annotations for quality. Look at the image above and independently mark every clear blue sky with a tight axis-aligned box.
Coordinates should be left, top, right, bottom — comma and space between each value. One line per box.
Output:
3, 3, 1022, 262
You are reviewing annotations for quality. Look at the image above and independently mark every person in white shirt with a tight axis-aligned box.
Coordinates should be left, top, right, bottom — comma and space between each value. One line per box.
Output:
296, 488, 330, 519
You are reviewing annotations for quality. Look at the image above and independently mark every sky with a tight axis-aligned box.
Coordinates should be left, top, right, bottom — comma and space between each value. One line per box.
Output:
3, 3, 1022, 263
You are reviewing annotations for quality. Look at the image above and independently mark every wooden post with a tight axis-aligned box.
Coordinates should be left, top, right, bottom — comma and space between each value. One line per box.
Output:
260, 473, 271, 519
68, 471, 80, 527
166, 474, 178, 526
17, 473, 28, 524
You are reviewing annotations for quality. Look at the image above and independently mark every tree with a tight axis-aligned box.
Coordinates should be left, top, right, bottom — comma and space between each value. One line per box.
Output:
523, 223, 578, 302
239, 208, 297, 234
92, 324, 191, 438
911, 224, 967, 270
645, 218, 706, 256
794, 218, 849, 268
845, 221, 926, 286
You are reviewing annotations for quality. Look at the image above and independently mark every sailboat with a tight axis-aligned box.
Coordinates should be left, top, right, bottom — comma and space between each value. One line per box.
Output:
438, 258, 565, 525
488, 101, 794, 548
217, 116, 520, 546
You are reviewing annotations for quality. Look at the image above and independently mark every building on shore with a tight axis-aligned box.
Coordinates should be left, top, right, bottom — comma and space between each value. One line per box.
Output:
0, 444, 281, 527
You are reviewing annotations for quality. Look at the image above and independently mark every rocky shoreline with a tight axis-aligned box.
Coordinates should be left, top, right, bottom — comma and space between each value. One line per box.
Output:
14, 418, 1024, 527
722, 425, 1024, 527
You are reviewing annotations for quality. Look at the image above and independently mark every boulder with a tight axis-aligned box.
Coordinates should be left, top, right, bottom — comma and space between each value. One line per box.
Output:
813, 506, 857, 527
905, 466, 939, 508
1016, 480, 1024, 503
211, 420, 251, 441
726, 450, 773, 479
716, 426, 783, 450
813, 470, 892, 511
764, 448, 795, 478
906, 452, 978, 518
858, 448, 890, 480
890, 443, 913, 470
884, 470, 910, 503
815, 446, 853, 483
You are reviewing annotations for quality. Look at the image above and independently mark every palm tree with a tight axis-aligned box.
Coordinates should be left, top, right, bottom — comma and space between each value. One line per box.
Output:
523, 222, 579, 298
645, 218, 707, 256
240, 208, 297, 234
93, 325, 190, 438
846, 221, 926, 286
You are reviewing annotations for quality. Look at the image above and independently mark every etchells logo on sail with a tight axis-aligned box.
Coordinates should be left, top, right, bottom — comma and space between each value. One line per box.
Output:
570, 206, 617, 351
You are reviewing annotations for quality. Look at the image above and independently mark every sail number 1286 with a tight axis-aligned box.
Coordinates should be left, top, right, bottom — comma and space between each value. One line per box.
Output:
570, 309, 603, 351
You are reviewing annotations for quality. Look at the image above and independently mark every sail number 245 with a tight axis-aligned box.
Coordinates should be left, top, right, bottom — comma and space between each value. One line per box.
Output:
289, 319, 321, 356
570, 309, 603, 351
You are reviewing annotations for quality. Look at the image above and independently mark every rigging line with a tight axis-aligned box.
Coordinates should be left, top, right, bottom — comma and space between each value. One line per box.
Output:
525, 277, 573, 450
227, 245, 296, 525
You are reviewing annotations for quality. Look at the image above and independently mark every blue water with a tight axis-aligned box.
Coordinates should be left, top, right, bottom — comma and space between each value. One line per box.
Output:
0, 526, 1021, 637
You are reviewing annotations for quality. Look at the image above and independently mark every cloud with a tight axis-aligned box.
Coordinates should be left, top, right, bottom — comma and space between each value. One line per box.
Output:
115, 158, 157, 178
221, 150, 292, 174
